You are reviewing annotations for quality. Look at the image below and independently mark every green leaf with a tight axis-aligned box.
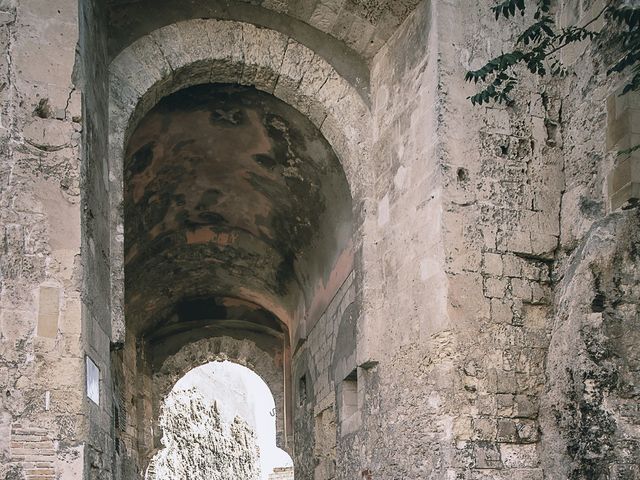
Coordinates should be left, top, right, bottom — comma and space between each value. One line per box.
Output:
607, 6, 640, 29
491, 0, 526, 19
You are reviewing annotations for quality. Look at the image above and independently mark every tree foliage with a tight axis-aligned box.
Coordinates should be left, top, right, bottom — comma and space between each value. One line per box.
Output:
466, 1, 640, 108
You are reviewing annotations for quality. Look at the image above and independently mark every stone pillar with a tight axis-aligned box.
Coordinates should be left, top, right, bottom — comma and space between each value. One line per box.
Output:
0, 0, 86, 478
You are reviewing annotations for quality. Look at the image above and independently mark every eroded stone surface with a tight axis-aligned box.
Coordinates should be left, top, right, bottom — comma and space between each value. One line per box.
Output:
1, 0, 639, 479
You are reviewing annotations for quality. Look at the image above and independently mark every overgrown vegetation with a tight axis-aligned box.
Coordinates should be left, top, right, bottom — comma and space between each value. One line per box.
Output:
466, 1, 639, 117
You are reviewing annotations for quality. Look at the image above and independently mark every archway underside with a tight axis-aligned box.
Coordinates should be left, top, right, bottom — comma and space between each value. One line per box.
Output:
124, 84, 353, 341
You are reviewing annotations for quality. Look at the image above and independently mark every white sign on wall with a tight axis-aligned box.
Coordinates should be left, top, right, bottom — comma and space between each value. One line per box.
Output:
86, 356, 100, 405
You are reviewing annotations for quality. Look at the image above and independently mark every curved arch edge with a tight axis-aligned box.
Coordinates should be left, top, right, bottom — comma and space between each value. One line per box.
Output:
151, 335, 293, 457
108, 19, 372, 345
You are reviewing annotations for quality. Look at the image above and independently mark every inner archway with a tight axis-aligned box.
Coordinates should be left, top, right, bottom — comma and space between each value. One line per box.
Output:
147, 361, 293, 480
114, 82, 356, 477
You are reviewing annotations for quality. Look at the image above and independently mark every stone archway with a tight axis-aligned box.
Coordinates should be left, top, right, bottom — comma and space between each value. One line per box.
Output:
108, 19, 372, 345
148, 359, 293, 480
107, 23, 371, 476
153, 336, 289, 457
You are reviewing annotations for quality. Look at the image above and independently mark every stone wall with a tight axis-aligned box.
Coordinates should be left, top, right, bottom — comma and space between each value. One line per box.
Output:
539, 2, 640, 479
292, 270, 356, 479
435, 1, 564, 477
0, 0, 85, 479
78, 0, 114, 477
333, 1, 449, 477
1, 1, 639, 479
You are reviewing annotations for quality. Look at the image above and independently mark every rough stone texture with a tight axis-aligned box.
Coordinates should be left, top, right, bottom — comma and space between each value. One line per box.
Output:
106, 0, 422, 64
538, 2, 640, 479
0, 0, 85, 479
2, 0, 639, 479
147, 387, 261, 480
541, 210, 640, 480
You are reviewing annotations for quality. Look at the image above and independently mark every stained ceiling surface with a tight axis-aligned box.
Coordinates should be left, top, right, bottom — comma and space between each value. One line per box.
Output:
124, 84, 353, 340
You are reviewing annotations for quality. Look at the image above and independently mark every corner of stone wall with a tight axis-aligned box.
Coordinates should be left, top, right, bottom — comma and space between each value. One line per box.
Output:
539, 2, 640, 478
0, 0, 89, 479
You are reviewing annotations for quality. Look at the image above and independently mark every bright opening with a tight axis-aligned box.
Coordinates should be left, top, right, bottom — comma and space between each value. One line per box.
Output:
147, 361, 293, 480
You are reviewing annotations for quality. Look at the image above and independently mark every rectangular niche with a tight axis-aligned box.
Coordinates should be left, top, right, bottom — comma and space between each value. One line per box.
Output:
339, 369, 360, 436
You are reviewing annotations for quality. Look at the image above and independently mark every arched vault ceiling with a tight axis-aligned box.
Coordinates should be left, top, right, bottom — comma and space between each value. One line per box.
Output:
124, 84, 353, 337
107, 0, 422, 63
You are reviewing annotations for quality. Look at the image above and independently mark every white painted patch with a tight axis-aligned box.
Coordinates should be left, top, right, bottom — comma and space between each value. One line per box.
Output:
57, 444, 84, 480
377, 194, 390, 227
86, 356, 100, 405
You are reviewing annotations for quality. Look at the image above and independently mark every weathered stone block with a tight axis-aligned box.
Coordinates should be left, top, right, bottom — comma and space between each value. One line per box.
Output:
496, 371, 517, 394
36, 286, 59, 338
474, 442, 503, 469
514, 395, 538, 419
510, 278, 532, 302
496, 394, 514, 417
491, 299, 513, 324
473, 418, 496, 440
496, 419, 518, 442
485, 277, 508, 299
514, 419, 538, 443
499, 444, 539, 468
483, 253, 503, 276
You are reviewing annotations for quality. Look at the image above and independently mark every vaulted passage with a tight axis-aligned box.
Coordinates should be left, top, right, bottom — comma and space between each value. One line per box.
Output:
113, 83, 355, 476
124, 84, 353, 341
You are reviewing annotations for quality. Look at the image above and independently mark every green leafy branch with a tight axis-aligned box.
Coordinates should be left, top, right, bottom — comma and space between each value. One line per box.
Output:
466, 1, 639, 107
